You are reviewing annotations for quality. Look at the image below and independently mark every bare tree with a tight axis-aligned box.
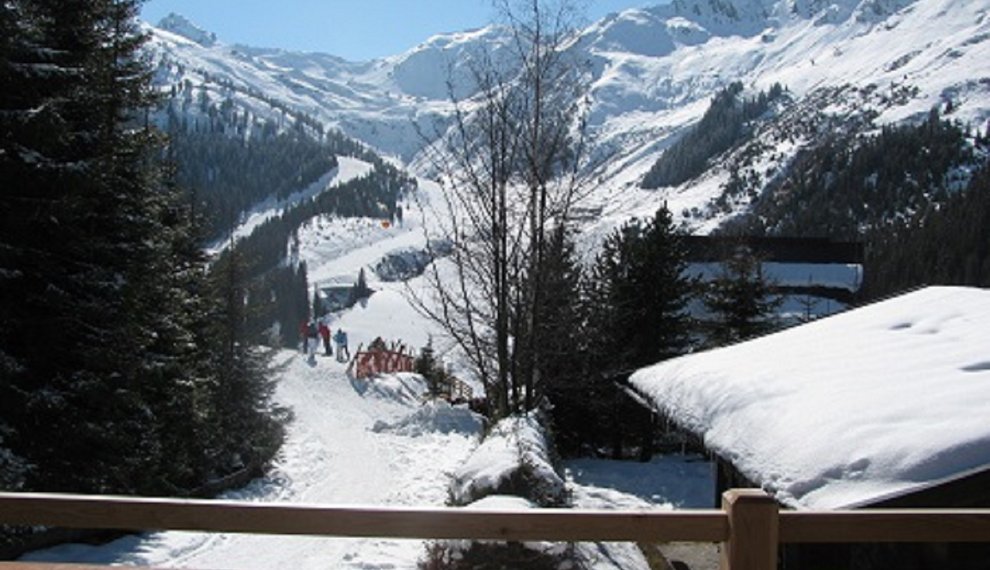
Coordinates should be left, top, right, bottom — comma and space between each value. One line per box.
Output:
411, 0, 599, 419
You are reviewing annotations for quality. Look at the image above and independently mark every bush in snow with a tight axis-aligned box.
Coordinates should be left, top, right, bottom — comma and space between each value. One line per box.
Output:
448, 413, 566, 507
419, 540, 575, 570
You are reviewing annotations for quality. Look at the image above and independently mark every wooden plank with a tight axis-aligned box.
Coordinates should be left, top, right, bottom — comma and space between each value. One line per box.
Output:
720, 489, 778, 570
0, 493, 728, 543
779, 510, 990, 543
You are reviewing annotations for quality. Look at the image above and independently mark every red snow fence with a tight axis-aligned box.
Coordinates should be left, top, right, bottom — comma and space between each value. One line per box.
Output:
348, 338, 415, 379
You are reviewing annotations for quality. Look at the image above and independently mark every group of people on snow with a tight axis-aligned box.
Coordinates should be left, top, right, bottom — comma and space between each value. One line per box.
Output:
300, 320, 350, 363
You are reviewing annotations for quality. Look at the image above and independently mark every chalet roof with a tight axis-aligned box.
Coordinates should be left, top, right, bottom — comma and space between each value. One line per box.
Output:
629, 286, 990, 510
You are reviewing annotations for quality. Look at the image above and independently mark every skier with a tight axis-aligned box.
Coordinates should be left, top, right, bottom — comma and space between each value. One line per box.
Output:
306, 321, 319, 361
334, 328, 350, 362
318, 320, 331, 357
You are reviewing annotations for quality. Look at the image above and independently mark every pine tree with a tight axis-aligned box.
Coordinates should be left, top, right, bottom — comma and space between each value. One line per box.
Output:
0, 0, 287, 495
312, 285, 323, 319
551, 205, 694, 456
623, 206, 695, 366
0, 0, 170, 493
349, 267, 372, 305
415, 336, 445, 397
203, 242, 287, 478
587, 205, 695, 372
703, 244, 782, 346
535, 227, 594, 455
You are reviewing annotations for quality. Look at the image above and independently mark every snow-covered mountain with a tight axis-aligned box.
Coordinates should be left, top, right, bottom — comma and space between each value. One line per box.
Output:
145, 0, 990, 239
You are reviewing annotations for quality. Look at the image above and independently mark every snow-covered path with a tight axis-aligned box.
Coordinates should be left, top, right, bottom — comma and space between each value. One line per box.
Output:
23, 353, 480, 569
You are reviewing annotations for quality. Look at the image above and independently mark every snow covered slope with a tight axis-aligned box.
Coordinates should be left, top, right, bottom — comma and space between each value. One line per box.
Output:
146, 0, 990, 242
22, 353, 482, 568
145, 14, 470, 162
571, 0, 990, 238
20, 184, 714, 569
629, 286, 990, 510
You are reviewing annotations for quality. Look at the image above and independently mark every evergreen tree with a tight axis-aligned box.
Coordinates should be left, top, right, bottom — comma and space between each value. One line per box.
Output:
862, 157, 990, 298
642, 82, 786, 189
702, 244, 782, 346
312, 285, 323, 319
0, 0, 286, 496
349, 267, 373, 305
746, 106, 972, 240
0, 0, 175, 493
622, 206, 695, 366
535, 227, 593, 455
415, 336, 446, 398
203, 242, 287, 477
587, 205, 695, 372
551, 205, 693, 456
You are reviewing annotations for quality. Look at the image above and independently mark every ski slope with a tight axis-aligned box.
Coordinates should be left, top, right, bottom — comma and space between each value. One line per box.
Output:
22, 353, 480, 569
21, 186, 717, 569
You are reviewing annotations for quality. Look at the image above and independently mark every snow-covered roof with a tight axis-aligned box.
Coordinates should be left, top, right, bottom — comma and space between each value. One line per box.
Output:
629, 286, 990, 510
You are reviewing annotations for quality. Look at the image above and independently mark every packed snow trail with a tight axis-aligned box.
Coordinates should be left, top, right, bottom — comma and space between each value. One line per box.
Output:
22, 352, 481, 569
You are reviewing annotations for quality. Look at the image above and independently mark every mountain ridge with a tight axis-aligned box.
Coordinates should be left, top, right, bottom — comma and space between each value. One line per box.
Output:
145, 0, 990, 243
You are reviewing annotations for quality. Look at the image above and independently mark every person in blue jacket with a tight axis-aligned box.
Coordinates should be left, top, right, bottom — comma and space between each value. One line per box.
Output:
333, 328, 350, 362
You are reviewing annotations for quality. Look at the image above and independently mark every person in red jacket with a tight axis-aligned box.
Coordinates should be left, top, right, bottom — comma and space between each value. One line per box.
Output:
299, 320, 309, 353
318, 321, 331, 357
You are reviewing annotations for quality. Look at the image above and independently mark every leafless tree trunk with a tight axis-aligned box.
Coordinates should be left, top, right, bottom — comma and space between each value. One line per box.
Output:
411, 0, 601, 420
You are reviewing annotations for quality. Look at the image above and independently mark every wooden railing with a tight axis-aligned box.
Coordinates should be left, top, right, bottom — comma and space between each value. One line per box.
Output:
0, 489, 989, 569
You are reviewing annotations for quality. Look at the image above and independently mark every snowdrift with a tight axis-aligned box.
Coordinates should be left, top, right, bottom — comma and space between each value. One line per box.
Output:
449, 413, 566, 507
373, 400, 485, 437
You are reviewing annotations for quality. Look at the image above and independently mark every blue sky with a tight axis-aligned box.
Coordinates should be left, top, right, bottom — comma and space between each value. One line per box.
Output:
140, 0, 664, 61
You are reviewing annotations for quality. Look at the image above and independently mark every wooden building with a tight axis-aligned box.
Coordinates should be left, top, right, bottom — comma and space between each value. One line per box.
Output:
624, 287, 990, 569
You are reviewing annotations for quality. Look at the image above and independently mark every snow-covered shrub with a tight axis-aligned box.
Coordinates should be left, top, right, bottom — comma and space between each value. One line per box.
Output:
448, 413, 566, 507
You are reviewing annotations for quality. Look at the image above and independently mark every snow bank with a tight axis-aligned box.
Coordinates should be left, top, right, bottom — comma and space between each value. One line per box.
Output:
350, 372, 428, 408
630, 286, 990, 510
449, 413, 566, 507
373, 400, 485, 437
463, 495, 537, 511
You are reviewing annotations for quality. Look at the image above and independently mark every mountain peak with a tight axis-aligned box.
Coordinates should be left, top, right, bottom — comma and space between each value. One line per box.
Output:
157, 13, 217, 47
668, 0, 775, 21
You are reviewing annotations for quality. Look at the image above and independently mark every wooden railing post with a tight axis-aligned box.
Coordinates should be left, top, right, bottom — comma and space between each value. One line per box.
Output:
720, 489, 778, 570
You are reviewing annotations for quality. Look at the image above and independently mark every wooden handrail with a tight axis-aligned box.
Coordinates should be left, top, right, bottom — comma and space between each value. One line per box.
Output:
0, 492, 727, 543
1, 490, 989, 570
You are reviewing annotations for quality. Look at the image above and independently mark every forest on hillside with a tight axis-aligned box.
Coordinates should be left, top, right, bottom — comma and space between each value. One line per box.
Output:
156, 61, 418, 349
641, 82, 787, 190
657, 81, 990, 306
719, 105, 990, 301
0, 0, 288, 535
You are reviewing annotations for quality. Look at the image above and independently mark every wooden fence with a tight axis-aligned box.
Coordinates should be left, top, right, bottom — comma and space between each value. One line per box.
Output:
348, 341, 415, 379
0, 489, 989, 570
